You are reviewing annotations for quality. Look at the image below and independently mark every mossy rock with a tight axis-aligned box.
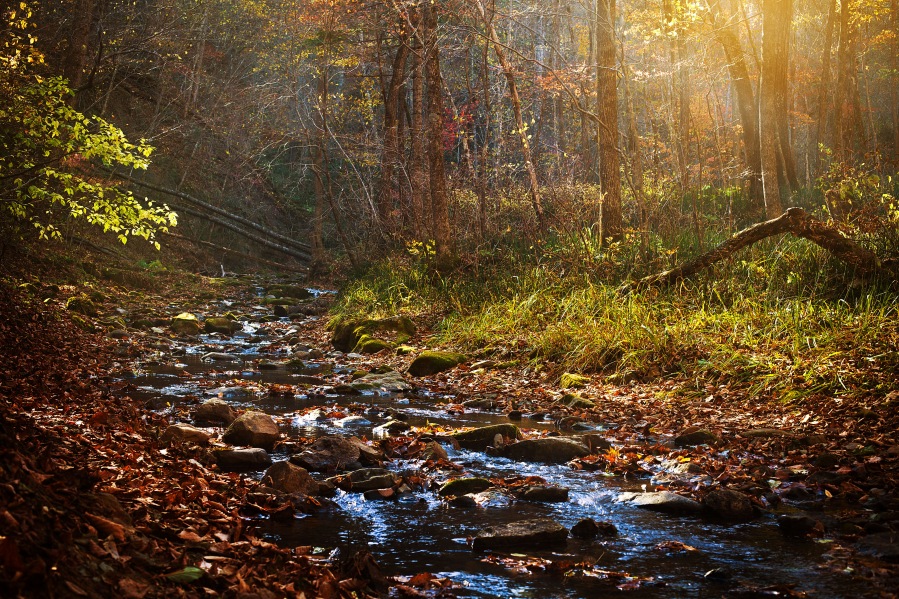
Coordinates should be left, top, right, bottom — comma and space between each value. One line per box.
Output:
560, 373, 590, 389
438, 477, 493, 497
204, 317, 241, 335
265, 285, 313, 300
66, 295, 98, 317
330, 316, 416, 353
557, 393, 596, 409
262, 297, 306, 306
353, 334, 393, 354
171, 312, 201, 336
451, 423, 521, 450
395, 345, 415, 355
408, 351, 466, 377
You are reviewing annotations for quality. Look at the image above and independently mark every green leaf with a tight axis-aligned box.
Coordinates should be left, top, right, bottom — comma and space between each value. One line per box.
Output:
165, 566, 205, 584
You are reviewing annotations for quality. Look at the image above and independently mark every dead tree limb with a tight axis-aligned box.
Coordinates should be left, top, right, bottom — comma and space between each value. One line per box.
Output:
160, 232, 308, 273
622, 207, 891, 293
105, 169, 312, 256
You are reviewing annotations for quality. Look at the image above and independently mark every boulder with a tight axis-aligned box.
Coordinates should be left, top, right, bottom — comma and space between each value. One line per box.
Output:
579, 434, 613, 452
500, 438, 590, 464
335, 416, 372, 428
703, 489, 757, 521
674, 428, 720, 447
420, 441, 448, 462
203, 352, 240, 362
222, 411, 280, 450
556, 393, 596, 409
451, 424, 521, 450
215, 448, 272, 471
373, 419, 410, 436
571, 518, 618, 539
66, 295, 99, 317
171, 312, 200, 336
265, 285, 313, 300
560, 373, 590, 389
471, 518, 568, 551
777, 514, 824, 537
617, 491, 704, 515
438, 477, 492, 497
160, 423, 211, 446
290, 436, 361, 472
353, 334, 393, 354
331, 316, 416, 353
408, 351, 467, 377
328, 468, 397, 492
195, 399, 238, 425
204, 316, 241, 335
261, 461, 320, 496
350, 370, 411, 393
347, 437, 385, 465
516, 485, 569, 502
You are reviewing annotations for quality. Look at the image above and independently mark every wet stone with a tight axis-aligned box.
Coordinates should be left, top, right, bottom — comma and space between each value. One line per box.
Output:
674, 428, 720, 447
195, 399, 238, 425
777, 514, 824, 537
451, 424, 521, 450
222, 411, 280, 450
215, 448, 272, 472
420, 441, 448, 462
439, 477, 493, 497
261, 461, 320, 496
290, 436, 361, 472
703, 488, 756, 521
857, 532, 899, 562
160, 423, 211, 446
471, 518, 568, 551
328, 468, 397, 492
579, 433, 613, 452
516, 485, 569, 503
500, 437, 590, 464
617, 491, 704, 515
571, 518, 618, 539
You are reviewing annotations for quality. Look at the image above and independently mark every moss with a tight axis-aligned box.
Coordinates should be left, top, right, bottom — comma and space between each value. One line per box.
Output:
204, 317, 241, 335
408, 350, 466, 377
560, 373, 590, 389
65, 295, 98, 317
353, 334, 392, 354
557, 393, 596, 409
171, 312, 200, 336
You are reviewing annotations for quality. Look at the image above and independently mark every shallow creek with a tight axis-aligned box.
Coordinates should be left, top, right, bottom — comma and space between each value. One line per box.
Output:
124, 295, 855, 598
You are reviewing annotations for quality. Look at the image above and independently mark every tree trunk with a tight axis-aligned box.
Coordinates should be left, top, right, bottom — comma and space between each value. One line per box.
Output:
663, 0, 690, 191
64, 0, 97, 106
893, 0, 899, 166
623, 207, 891, 292
376, 32, 411, 232
422, 2, 454, 271
707, 0, 762, 206
595, 0, 622, 241
474, 0, 545, 228
759, 0, 790, 218
813, 0, 837, 167
409, 15, 430, 240
834, 0, 863, 159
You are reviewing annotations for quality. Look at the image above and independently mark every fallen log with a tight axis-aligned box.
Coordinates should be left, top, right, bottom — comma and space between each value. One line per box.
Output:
622, 207, 893, 293
105, 169, 312, 257
160, 232, 308, 273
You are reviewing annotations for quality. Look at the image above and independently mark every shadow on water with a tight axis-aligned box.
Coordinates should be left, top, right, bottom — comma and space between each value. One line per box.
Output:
126, 320, 857, 598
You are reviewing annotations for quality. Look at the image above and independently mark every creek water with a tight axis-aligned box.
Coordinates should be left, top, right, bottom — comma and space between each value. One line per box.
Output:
125, 297, 856, 598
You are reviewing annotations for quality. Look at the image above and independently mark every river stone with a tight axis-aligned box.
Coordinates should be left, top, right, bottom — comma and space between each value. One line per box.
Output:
408, 351, 467, 377
171, 312, 200, 335
195, 399, 238, 425
740, 428, 795, 439
557, 393, 596, 409
290, 436, 361, 472
353, 334, 393, 354
617, 491, 704, 515
328, 468, 397, 492
222, 411, 280, 450
160, 423, 211, 446
373, 419, 410, 436
471, 518, 568, 551
351, 370, 411, 393
857, 532, 899, 562
421, 441, 448, 462
66, 295, 99, 317
203, 352, 240, 362
265, 285, 313, 300
261, 461, 320, 496
215, 448, 272, 471
331, 316, 416, 353
674, 428, 720, 447
560, 373, 590, 389
703, 488, 756, 521
571, 518, 618, 539
500, 438, 590, 464
347, 437, 385, 465
451, 424, 522, 450
335, 415, 372, 428
777, 514, 824, 537
579, 434, 613, 452
517, 485, 569, 502
204, 316, 241, 335
438, 477, 492, 497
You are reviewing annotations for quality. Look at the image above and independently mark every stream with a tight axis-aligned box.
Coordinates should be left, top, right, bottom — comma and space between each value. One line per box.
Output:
122, 286, 857, 598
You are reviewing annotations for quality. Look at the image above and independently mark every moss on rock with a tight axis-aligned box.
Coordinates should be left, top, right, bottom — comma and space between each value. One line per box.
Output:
408, 350, 466, 377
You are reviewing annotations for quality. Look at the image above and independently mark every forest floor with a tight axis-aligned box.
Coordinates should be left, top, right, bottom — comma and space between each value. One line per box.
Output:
2, 251, 898, 598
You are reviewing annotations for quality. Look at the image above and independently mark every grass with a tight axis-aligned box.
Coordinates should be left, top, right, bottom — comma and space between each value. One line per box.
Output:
332, 223, 899, 401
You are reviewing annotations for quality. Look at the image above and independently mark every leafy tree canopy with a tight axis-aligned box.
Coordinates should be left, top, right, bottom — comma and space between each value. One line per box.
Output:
0, 3, 177, 247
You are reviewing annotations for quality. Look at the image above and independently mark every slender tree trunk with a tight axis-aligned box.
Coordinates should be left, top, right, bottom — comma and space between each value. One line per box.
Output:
474, 0, 545, 228
477, 36, 492, 242
596, 0, 622, 241
813, 0, 837, 167
422, 2, 453, 270
620, 36, 647, 250
834, 0, 863, 159
707, 0, 762, 206
64, 0, 97, 106
376, 32, 411, 232
663, 0, 690, 191
311, 66, 330, 267
409, 12, 430, 240
893, 0, 899, 166
759, 0, 790, 218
